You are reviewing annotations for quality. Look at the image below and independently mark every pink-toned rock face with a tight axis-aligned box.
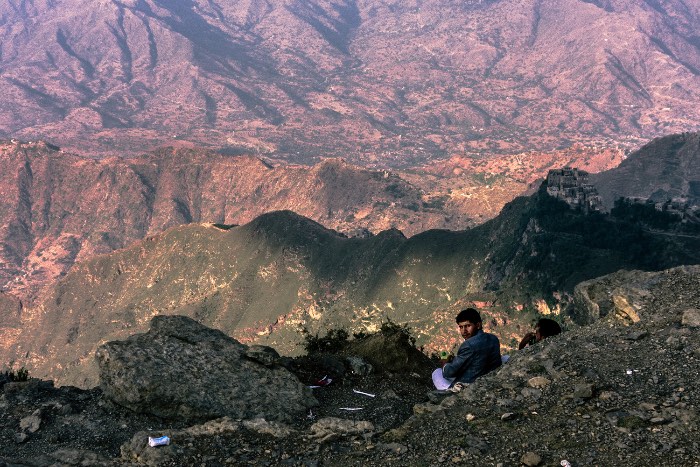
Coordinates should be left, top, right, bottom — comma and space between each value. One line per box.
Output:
0, 0, 699, 162
0, 141, 623, 306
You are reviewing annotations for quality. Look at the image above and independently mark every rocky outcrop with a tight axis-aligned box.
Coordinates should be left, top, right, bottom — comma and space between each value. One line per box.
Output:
95, 315, 317, 423
572, 265, 700, 325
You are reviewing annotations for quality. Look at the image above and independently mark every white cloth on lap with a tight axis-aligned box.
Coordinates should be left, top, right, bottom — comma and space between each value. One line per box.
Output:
432, 368, 455, 390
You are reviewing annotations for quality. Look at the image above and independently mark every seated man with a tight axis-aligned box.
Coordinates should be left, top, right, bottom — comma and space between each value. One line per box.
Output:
518, 317, 562, 350
432, 308, 502, 390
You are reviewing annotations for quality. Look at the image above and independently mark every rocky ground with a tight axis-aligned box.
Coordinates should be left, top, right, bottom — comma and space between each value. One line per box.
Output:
2, 266, 700, 466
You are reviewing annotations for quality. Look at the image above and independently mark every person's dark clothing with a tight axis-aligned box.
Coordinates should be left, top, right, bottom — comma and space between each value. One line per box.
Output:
442, 329, 501, 385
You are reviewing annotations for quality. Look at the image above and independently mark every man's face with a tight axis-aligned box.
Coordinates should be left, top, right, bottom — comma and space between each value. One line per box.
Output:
535, 325, 543, 342
457, 320, 481, 340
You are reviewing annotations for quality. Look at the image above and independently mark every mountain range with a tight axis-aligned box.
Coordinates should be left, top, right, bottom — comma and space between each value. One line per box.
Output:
2, 0, 700, 163
0, 138, 621, 304
4, 168, 700, 387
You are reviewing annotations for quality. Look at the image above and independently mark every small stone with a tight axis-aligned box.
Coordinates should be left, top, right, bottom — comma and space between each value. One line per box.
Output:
19, 414, 42, 433
527, 376, 551, 388
381, 389, 401, 400
413, 402, 444, 415
573, 383, 595, 399
466, 413, 476, 422
427, 390, 452, 404
379, 443, 408, 454
520, 451, 542, 466
501, 412, 516, 421
521, 388, 542, 399
625, 330, 648, 341
346, 356, 373, 376
14, 432, 29, 443
242, 418, 294, 438
681, 308, 700, 327
650, 417, 667, 425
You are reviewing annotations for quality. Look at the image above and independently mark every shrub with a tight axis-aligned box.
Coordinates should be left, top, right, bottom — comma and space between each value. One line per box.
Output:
3, 361, 29, 382
301, 328, 350, 354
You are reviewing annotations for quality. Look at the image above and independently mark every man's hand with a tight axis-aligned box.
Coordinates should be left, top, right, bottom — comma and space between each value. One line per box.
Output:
518, 332, 536, 350
440, 354, 454, 367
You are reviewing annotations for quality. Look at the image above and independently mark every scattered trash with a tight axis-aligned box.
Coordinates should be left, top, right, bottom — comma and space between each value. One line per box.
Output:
465, 413, 476, 422
339, 407, 364, 411
307, 410, 315, 420
353, 389, 376, 398
560, 460, 572, 467
310, 375, 333, 388
625, 369, 640, 376
148, 435, 170, 447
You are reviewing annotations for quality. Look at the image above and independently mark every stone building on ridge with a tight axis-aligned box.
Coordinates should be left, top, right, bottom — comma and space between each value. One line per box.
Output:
546, 167, 602, 213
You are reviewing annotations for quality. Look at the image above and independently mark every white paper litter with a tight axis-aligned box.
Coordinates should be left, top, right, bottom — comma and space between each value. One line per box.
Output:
352, 389, 376, 398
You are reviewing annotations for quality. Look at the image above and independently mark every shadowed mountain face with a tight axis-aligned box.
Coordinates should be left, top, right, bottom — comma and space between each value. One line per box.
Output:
1, 0, 700, 163
0, 139, 621, 304
591, 132, 700, 208
4, 187, 700, 387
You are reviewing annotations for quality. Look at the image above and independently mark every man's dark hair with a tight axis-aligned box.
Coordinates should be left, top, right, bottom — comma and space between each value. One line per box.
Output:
455, 308, 482, 324
536, 318, 562, 338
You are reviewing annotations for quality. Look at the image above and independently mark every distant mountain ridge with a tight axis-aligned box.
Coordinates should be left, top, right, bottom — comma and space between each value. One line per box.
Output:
591, 132, 700, 208
1, 0, 700, 162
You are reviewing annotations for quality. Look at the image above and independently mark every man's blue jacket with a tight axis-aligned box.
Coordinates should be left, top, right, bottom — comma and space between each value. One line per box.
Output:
442, 329, 502, 385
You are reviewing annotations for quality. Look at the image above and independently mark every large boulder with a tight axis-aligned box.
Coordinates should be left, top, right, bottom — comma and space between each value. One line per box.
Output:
95, 315, 317, 423
343, 324, 434, 375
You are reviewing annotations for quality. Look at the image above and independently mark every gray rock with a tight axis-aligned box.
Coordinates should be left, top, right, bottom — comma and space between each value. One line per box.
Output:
681, 308, 700, 327
14, 432, 29, 443
573, 383, 595, 399
381, 389, 401, 400
527, 376, 550, 388
413, 402, 445, 415
520, 451, 542, 466
242, 418, 296, 438
521, 388, 542, 399
427, 390, 452, 403
19, 410, 42, 433
625, 330, 648, 340
96, 315, 317, 423
346, 355, 373, 376
379, 442, 408, 454
308, 417, 374, 442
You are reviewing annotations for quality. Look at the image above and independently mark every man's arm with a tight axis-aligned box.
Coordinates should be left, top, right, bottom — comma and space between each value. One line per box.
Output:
518, 332, 536, 350
442, 341, 474, 379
